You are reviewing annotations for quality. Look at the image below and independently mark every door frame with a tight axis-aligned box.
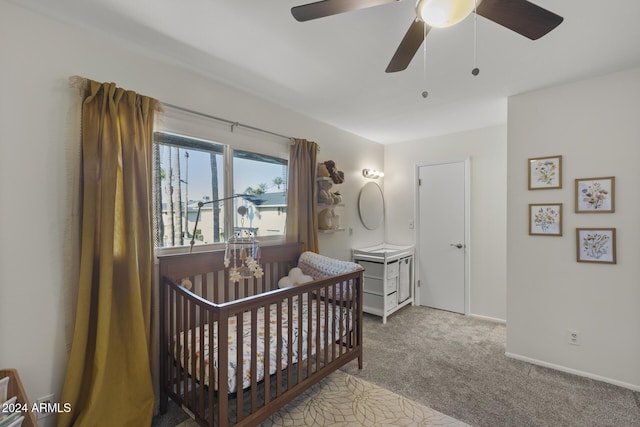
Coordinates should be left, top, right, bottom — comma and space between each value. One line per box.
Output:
414, 158, 471, 315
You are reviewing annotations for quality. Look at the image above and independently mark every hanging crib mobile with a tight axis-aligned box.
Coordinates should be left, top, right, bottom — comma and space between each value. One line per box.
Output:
224, 205, 263, 282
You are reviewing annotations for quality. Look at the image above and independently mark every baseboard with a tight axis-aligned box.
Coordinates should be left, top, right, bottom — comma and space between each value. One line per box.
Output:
468, 313, 506, 324
505, 352, 640, 392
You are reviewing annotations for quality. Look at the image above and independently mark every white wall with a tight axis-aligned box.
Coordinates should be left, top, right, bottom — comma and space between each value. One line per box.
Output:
0, 2, 383, 422
506, 68, 640, 390
384, 125, 507, 320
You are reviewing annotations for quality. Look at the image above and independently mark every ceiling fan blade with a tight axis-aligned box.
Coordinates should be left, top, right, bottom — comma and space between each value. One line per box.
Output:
386, 19, 429, 73
292, 0, 399, 22
475, 0, 563, 40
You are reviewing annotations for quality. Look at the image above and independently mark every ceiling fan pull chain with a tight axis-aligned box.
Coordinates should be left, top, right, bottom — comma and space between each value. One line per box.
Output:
422, 21, 429, 98
472, 0, 480, 76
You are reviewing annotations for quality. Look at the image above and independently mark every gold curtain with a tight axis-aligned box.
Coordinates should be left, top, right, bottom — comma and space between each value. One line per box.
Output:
285, 138, 319, 253
58, 79, 160, 427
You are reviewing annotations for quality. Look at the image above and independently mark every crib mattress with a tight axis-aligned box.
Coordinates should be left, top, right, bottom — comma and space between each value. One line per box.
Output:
174, 295, 351, 394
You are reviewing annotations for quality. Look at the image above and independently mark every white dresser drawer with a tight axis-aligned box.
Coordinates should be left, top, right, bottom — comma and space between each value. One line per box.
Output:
364, 276, 397, 296
359, 259, 399, 279
385, 276, 398, 294
363, 292, 384, 314
386, 292, 398, 311
363, 291, 398, 314
386, 261, 399, 278
364, 277, 384, 295
359, 260, 384, 278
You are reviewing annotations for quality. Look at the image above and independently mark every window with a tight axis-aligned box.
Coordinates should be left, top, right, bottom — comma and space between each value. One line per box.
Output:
153, 132, 288, 249
233, 150, 288, 238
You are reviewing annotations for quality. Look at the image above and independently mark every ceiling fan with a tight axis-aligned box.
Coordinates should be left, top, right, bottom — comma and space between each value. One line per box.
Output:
291, 0, 563, 73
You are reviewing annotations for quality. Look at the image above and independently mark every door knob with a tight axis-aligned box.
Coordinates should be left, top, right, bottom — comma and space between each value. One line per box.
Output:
450, 243, 464, 249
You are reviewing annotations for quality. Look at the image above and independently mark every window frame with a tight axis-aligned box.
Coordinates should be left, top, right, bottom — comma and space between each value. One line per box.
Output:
153, 111, 289, 255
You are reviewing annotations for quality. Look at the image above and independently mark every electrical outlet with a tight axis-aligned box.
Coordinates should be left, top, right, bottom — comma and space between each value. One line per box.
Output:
35, 394, 55, 420
568, 330, 581, 346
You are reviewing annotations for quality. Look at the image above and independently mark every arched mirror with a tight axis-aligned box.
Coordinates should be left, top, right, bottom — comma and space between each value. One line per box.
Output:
358, 182, 384, 230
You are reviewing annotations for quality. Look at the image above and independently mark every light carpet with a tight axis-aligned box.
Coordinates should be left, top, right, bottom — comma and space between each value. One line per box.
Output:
176, 369, 469, 427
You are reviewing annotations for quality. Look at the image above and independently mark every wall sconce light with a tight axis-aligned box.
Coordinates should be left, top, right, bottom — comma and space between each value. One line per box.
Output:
362, 169, 384, 179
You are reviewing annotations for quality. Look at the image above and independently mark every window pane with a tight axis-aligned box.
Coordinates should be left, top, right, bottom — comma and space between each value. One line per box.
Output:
154, 132, 225, 248
233, 150, 288, 238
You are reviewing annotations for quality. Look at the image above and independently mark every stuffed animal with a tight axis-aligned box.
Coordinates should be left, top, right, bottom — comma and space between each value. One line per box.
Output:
317, 163, 330, 178
278, 267, 313, 288
180, 278, 193, 290
318, 207, 336, 230
317, 179, 335, 205
332, 191, 342, 204
324, 160, 344, 184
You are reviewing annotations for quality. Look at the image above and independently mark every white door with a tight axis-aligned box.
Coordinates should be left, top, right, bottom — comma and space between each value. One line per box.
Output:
417, 161, 467, 314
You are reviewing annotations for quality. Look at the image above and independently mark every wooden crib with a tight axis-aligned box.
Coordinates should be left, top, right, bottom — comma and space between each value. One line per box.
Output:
158, 242, 363, 426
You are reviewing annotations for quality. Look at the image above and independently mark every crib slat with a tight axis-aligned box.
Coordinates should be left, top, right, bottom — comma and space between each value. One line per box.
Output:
213, 270, 219, 303
201, 273, 207, 301
263, 303, 271, 406
250, 307, 258, 413
287, 297, 293, 389
198, 302, 206, 420
306, 292, 312, 378
236, 312, 244, 422
323, 287, 329, 368
218, 314, 229, 427
333, 292, 345, 357
276, 299, 283, 397
189, 300, 197, 409
208, 309, 216, 427
178, 294, 186, 405
331, 298, 342, 361
169, 289, 176, 399
297, 294, 303, 383
315, 290, 321, 371
346, 282, 352, 349
234, 281, 240, 303
267, 263, 274, 293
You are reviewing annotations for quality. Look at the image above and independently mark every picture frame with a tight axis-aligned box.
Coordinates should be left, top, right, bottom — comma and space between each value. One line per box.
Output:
576, 228, 616, 264
529, 203, 562, 236
575, 176, 615, 213
528, 155, 562, 190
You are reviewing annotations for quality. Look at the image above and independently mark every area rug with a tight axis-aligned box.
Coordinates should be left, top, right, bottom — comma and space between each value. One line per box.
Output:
177, 370, 469, 426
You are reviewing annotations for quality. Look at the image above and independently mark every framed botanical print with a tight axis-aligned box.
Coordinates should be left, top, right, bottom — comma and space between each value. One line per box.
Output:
576, 228, 616, 264
575, 176, 615, 213
529, 203, 562, 236
528, 155, 562, 190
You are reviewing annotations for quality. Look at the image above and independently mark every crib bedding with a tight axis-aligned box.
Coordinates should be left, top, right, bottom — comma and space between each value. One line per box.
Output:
175, 295, 352, 394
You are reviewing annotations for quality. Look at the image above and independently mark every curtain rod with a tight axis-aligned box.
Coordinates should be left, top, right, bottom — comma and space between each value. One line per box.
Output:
163, 103, 292, 142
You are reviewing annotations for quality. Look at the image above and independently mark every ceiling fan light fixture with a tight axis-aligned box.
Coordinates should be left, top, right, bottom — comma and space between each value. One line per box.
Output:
416, 0, 476, 28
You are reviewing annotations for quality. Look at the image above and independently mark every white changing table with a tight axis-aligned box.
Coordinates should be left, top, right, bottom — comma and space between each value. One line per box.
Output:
352, 243, 414, 323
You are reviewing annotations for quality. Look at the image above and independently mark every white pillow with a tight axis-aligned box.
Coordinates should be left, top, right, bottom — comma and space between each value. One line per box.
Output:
278, 267, 313, 288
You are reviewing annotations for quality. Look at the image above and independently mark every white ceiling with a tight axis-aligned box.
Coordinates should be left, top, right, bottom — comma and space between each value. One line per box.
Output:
12, 0, 640, 144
